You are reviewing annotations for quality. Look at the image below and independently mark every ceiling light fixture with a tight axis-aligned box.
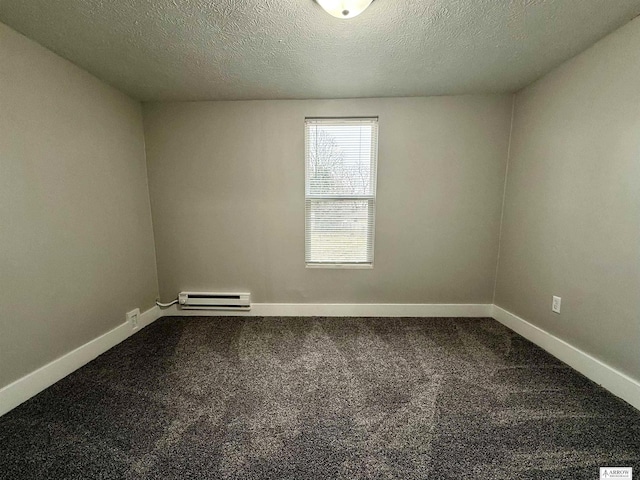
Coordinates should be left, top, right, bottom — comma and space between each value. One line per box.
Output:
315, 0, 374, 19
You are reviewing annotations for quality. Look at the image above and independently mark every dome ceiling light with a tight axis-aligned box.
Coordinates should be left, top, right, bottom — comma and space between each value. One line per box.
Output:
315, 0, 375, 19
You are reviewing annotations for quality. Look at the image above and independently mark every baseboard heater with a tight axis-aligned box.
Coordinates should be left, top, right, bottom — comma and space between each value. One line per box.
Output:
178, 292, 251, 311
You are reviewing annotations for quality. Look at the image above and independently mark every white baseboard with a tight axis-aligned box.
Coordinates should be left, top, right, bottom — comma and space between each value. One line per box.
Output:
0, 305, 161, 417
157, 303, 493, 318
5, 303, 637, 418
491, 305, 640, 411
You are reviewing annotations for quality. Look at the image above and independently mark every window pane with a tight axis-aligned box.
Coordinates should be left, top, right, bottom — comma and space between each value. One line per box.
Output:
306, 121, 376, 197
305, 199, 374, 264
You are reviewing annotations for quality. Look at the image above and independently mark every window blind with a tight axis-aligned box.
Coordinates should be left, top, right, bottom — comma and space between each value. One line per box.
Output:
305, 117, 378, 266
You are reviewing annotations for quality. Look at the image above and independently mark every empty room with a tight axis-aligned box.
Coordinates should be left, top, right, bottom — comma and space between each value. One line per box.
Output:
1, 0, 640, 478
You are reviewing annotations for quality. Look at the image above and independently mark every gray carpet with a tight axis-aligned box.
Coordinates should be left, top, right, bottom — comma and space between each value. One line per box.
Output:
1, 316, 639, 479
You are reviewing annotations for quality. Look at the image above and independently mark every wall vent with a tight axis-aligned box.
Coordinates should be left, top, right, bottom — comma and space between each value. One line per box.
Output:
178, 292, 251, 311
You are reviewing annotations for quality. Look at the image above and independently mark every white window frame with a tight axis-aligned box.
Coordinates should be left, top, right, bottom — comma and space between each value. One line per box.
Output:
304, 116, 379, 268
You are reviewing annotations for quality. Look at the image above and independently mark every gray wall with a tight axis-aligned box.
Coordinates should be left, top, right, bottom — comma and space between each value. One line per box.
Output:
495, 17, 640, 381
0, 23, 159, 388
143, 96, 513, 304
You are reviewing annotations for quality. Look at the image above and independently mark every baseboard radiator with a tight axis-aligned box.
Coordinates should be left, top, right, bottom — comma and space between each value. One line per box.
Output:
178, 292, 251, 311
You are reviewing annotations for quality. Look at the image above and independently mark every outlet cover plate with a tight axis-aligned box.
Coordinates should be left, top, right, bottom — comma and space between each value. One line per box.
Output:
127, 308, 140, 330
552, 296, 561, 314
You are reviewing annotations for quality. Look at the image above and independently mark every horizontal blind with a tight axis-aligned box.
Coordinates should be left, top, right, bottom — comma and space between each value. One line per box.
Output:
305, 117, 378, 265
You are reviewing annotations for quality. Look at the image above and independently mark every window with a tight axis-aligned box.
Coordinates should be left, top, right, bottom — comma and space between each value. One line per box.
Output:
305, 117, 379, 267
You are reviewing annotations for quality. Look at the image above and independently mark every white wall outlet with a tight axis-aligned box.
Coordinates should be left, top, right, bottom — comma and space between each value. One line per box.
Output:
552, 296, 561, 314
127, 308, 140, 330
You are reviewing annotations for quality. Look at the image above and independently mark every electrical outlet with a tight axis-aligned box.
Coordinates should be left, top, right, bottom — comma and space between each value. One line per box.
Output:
127, 308, 140, 330
552, 296, 561, 314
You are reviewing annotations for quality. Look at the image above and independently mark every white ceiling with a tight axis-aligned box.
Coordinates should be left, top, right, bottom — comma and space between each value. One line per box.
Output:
1, 0, 639, 101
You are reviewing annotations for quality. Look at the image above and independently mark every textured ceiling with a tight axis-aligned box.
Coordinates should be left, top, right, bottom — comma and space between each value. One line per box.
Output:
1, 0, 640, 101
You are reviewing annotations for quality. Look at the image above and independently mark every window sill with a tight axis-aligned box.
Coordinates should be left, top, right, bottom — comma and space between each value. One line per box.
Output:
305, 263, 373, 269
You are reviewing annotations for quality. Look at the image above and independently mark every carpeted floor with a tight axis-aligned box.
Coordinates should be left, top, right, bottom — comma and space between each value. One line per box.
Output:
1, 316, 639, 479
